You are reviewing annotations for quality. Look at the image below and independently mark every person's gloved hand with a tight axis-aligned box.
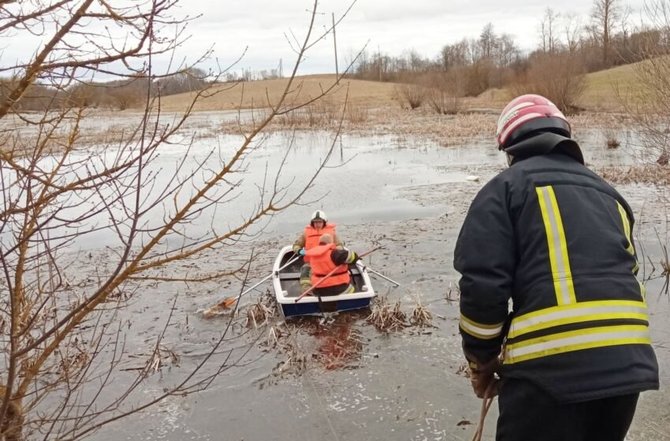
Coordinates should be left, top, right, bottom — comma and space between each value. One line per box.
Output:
467, 357, 501, 399
298, 248, 306, 256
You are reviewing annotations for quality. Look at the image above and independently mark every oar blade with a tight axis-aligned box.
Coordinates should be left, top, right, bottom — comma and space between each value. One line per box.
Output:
201, 297, 237, 319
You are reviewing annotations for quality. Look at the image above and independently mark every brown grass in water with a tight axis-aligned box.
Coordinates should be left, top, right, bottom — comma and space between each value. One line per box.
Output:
245, 290, 277, 328
409, 294, 433, 328
599, 165, 670, 185
367, 295, 407, 332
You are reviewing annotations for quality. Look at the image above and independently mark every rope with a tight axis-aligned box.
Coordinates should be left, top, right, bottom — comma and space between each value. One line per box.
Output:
471, 380, 498, 441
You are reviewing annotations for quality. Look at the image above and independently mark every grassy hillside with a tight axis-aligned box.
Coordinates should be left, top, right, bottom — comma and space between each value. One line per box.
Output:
157, 60, 652, 114
158, 74, 401, 112
579, 63, 641, 111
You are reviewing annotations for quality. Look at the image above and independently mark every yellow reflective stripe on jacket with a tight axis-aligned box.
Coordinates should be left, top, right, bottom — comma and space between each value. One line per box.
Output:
505, 325, 652, 364
536, 186, 576, 305
617, 201, 635, 255
459, 315, 506, 340
616, 201, 645, 297
508, 300, 650, 339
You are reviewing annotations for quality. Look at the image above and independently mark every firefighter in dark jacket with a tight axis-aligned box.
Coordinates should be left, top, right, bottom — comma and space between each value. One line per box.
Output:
454, 94, 659, 441
305, 233, 359, 296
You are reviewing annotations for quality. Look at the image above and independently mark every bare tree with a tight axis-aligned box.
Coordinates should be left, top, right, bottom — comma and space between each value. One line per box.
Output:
563, 12, 584, 54
496, 34, 520, 68
624, 0, 670, 165
479, 23, 496, 60
620, 4, 633, 52
0, 1, 359, 440
440, 39, 470, 70
590, 0, 620, 65
539, 8, 561, 53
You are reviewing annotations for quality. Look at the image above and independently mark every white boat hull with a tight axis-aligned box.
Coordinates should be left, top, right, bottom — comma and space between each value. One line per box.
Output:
272, 245, 376, 317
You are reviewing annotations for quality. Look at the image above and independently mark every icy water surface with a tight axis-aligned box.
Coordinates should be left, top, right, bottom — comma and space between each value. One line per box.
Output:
69, 120, 670, 441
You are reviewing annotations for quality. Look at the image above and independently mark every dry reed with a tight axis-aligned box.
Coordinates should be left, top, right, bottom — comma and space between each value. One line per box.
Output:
366, 295, 407, 332
599, 165, 670, 185
245, 291, 277, 328
409, 294, 433, 328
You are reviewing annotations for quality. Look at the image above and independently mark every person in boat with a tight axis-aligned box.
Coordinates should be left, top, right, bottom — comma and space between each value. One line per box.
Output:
305, 233, 359, 296
453, 94, 659, 441
292, 210, 343, 289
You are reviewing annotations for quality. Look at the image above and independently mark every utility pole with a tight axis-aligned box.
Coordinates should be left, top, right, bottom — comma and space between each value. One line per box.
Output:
332, 12, 339, 76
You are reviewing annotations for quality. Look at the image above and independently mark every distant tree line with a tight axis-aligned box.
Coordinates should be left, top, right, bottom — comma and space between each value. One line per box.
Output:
0, 68, 209, 111
349, 0, 670, 111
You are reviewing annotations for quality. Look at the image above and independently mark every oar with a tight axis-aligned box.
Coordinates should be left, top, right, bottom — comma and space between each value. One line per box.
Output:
294, 246, 382, 303
211, 253, 301, 310
364, 266, 401, 287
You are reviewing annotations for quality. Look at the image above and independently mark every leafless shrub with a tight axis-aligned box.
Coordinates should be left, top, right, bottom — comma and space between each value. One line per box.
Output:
617, 3, 670, 166
0, 1, 363, 439
421, 71, 464, 115
395, 83, 426, 110
459, 61, 497, 97
511, 52, 586, 113
426, 90, 462, 115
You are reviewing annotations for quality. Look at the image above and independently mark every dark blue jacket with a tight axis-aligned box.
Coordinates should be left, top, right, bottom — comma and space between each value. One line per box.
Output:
454, 133, 659, 403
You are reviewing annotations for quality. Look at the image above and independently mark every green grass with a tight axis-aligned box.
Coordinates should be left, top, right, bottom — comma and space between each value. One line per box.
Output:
578, 63, 639, 111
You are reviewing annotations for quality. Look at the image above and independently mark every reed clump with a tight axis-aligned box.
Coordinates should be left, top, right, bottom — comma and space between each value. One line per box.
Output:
367, 295, 407, 332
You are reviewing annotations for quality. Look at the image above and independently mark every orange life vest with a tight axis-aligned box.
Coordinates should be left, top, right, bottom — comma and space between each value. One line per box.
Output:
303, 223, 336, 263
306, 243, 350, 288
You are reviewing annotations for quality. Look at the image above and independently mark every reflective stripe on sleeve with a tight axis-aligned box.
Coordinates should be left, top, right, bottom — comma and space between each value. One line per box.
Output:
459, 315, 506, 340
504, 324, 651, 364
536, 186, 577, 305
616, 201, 645, 298
508, 300, 650, 339
616, 201, 635, 256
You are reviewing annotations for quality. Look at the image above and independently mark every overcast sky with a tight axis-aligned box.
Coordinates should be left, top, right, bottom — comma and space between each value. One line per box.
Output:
0, 0, 650, 78
172, 0, 649, 76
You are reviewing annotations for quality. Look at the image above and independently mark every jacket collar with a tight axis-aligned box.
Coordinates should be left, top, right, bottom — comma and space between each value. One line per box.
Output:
506, 132, 584, 165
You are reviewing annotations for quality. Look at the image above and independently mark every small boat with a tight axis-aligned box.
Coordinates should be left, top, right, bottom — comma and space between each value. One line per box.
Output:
272, 245, 377, 318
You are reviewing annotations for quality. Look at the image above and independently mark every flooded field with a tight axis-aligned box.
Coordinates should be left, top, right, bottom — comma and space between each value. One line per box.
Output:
37, 112, 670, 441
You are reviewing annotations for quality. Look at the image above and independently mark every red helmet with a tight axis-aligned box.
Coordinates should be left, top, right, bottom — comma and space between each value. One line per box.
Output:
496, 94, 571, 150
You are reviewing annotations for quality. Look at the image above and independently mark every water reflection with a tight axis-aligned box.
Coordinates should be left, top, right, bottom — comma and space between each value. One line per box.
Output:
292, 312, 366, 371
